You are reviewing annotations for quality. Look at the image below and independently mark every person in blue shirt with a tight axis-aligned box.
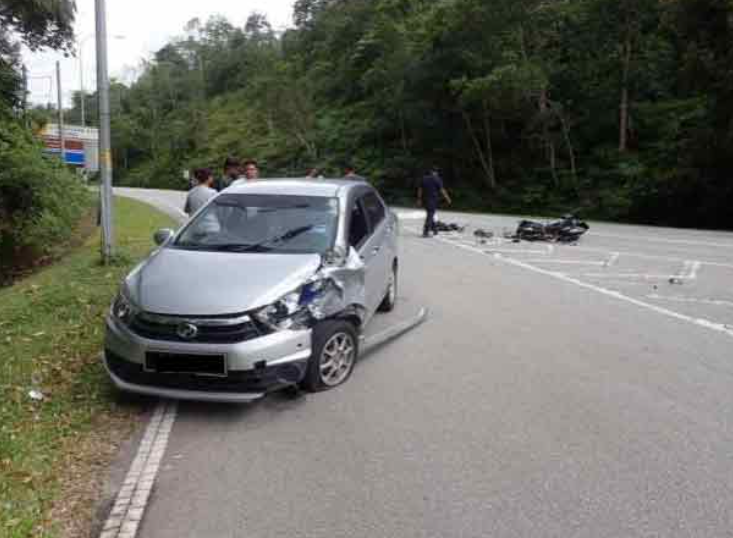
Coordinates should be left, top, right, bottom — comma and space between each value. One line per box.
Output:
417, 167, 452, 237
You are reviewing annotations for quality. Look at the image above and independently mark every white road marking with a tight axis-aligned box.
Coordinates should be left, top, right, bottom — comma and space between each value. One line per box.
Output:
689, 261, 702, 280
606, 252, 620, 267
581, 273, 688, 280
485, 248, 551, 255
524, 259, 607, 266
534, 245, 733, 270
593, 232, 733, 249
419, 230, 733, 339
647, 294, 733, 308
99, 401, 178, 538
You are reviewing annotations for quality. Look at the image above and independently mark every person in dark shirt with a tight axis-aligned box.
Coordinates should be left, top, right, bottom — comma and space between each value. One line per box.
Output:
417, 167, 452, 237
214, 156, 243, 192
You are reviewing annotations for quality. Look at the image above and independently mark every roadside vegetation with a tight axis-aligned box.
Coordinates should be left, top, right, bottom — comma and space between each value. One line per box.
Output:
0, 197, 176, 537
0, 118, 93, 284
0, 0, 90, 282
62, 0, 733, 229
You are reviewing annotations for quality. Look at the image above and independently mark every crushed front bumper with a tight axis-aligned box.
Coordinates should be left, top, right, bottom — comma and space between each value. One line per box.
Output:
103, 315, 312, 403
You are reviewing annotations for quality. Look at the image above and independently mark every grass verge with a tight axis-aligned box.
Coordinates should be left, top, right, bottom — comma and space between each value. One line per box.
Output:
0, 196, 177, 537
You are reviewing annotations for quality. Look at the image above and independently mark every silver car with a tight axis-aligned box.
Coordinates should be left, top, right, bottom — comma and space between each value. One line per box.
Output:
103, 179, 399, 402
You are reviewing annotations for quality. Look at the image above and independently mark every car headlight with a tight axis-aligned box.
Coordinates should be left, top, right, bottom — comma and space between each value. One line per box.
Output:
254, 277, 342, 331
110, 287, 138, 326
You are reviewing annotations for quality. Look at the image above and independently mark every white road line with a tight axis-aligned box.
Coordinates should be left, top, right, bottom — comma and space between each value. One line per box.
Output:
485, 248, 550, 255
524, 259, 606, 266
420, 230, 733, 339
606, 252, 620, 267
562, 245, 733, 269
593, 232, 733, 249
100, 401, 178, 538
646, 295, 733, 308
689, 261, 702, 280
581, 273, 687, 280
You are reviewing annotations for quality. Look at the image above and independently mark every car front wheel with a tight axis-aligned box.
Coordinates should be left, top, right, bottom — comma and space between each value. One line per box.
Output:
301, 320, 359, 392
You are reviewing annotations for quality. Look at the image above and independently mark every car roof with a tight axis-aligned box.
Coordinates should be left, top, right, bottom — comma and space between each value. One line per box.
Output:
224, 178, 370, 198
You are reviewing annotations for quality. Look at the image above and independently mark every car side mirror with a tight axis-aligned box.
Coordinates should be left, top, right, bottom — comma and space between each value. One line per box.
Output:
153, 228, 174, 246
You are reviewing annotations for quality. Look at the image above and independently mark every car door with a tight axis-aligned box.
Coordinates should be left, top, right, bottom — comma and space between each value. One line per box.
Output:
347, 193, 381, 315
360, 191, 392, 313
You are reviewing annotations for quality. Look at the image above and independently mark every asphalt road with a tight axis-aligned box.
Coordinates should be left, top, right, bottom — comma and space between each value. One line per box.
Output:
115, 187, 733, 538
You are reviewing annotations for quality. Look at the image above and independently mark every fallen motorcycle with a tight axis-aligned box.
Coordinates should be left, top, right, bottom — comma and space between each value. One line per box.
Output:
515, 214, 589, 242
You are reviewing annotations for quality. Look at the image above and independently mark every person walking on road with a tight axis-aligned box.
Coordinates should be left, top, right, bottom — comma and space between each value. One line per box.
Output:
214, 156, 243, 192
417, 167, 452, 237
185, 168, 217, 216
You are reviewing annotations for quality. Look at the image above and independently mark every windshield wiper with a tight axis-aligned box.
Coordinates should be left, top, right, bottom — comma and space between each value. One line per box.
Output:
240, 225, 314, 252
209, 243, 268, 252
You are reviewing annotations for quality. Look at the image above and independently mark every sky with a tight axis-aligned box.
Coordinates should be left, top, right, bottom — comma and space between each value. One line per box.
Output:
23, 0, 295, 107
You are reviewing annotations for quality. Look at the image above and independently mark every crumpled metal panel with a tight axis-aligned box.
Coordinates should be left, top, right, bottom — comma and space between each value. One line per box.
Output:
311, 248, 368, 324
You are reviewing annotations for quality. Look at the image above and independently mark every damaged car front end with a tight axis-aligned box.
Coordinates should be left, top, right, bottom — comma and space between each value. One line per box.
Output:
103, 179, 398, 402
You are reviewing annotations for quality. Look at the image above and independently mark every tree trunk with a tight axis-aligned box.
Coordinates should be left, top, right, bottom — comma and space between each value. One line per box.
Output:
462, 109, 496, 190
619, 30, 632, 153
399, 108, 409, 155
481, 100, 496, 188
539, 88, 558, 187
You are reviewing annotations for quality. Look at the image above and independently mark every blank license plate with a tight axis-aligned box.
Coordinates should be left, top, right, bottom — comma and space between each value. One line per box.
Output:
145, 352, 227, 377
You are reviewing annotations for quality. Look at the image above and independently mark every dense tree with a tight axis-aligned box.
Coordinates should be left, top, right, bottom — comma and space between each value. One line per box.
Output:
92, 0, 733, 228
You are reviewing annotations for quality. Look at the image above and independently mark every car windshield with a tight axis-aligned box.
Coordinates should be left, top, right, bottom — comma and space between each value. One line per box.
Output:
174, 194, 339, 254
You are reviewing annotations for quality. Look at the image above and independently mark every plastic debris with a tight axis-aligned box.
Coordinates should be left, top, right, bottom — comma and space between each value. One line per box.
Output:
28, 390, 44, 402
434, 221, 465, 233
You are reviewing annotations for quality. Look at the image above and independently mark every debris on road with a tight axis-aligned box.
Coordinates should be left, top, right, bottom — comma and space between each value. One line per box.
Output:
435, 221, 465, 233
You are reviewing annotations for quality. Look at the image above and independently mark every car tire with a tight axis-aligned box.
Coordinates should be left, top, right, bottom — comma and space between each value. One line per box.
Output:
377, 263, 398, 312
301, 320, 359, 392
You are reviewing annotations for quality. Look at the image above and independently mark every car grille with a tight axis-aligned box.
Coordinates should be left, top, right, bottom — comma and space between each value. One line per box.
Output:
129, 312, 268, 344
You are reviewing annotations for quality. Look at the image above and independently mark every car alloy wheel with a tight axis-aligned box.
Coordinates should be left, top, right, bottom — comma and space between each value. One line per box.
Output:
319, 332, 356, 387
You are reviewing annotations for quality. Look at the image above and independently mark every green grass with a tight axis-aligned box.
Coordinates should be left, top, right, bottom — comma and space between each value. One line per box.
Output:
0, 197, 176, 537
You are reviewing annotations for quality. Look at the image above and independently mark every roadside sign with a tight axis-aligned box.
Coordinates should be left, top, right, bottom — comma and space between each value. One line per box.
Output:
39, 124, 100, 171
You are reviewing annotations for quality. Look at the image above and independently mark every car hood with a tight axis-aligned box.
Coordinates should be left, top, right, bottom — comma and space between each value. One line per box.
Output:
126, 247, 323, 316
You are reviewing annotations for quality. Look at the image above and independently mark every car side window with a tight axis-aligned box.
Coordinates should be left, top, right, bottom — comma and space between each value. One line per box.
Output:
362, 192, 385, 229
349, 199, 370, 248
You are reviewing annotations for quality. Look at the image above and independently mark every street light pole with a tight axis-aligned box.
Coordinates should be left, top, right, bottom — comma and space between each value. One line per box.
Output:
96, 0, 114, 262
56, 61, 66, 163
78, 34, 123, 128
79, 43, 86, 126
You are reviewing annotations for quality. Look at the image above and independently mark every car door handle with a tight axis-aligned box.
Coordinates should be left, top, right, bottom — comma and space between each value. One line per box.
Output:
372, 246, 381, 254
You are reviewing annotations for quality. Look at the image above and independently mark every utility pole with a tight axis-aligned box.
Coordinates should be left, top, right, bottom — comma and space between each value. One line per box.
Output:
79, 43, 86, 127
96, 0, 114, 262
56, 61, 66, 163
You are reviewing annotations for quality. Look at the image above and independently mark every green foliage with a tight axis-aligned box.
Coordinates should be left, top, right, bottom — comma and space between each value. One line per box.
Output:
0, 196, 176, 537
0, 117, 92, 263
83, 0, 733, 228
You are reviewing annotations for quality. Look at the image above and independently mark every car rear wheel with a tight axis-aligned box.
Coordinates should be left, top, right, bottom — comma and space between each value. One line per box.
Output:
377, 263, 398, 312
301, 320, 359, 392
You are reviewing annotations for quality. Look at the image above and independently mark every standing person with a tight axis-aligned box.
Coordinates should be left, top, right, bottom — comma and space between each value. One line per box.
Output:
305, 167, 323, 179
343, 164, 366, 182
184, 168, 217, 216
417, 166, 452, 237
243, 159, 259, 181
232, 159, 260, 187
214, 156, 242, 192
